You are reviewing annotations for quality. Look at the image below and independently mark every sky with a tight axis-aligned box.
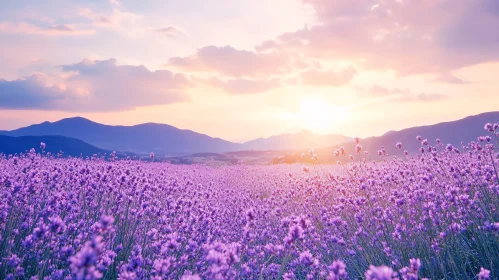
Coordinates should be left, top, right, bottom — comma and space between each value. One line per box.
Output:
1, 0, 499, 142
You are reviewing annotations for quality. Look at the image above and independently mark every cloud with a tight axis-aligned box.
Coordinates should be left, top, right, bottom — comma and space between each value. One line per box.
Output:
429, 72, 469, 84
153, 26, 185, 38
300, 66, 356, 87
360, 85, 395, 97
396, 92, 446, 102
357, 85, 446, 102
78, 8, 140, 29
0, 58, 192, 112
0, 73, 72, 109
256, 0, 499, 75
163, 0, 499, 82
203, 77, 281, 94
0, 22, 95, 36
168, 45, 298, 77
357, 85, 407, 98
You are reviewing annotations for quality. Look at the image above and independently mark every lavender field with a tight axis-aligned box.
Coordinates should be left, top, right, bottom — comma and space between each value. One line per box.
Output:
0, 124, 498, 279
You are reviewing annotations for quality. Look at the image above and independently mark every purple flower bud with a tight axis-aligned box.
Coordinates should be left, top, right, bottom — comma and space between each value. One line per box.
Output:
48, 216, 65, 234
355, 144, 362, 153
365, 265, 398, 280
299, 250, 315, 267
328, 260, 347, 279
478, 268, 490, 280
285, 225, 304, 244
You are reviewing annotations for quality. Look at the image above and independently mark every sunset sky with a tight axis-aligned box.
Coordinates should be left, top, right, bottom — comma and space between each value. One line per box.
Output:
1, 0, 499, 142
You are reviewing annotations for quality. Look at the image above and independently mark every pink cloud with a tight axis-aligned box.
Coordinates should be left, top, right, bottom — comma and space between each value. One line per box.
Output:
153, 26, 185, 38
0, 22, 95, 36
428, 72, 469, 84
257, 0, 499, 76
163, 0, 499, 84
168, 45, 299, 77
0, 59, 192, 111
203, 77, 281, 94
77, 8, 140, 29
357, 84, 446, 102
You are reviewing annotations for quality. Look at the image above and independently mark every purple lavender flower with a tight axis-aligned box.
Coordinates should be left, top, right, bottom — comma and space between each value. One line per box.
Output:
70, 236, 106, 280
99, 215, 115, 232
478, 267, 490, 280
299, 250, 315, 267
365, 265, 397, 280
409, 258, 421, 272
4, 254, 21, 267
48, 216, 65, 234
328, 260, 347, 280
356, 144, 363, 153
483, 222, 499, 233
285, 225, 304, 244
153, 258, 172, 276
181, 271, 202, 280
70, 245, 101, 279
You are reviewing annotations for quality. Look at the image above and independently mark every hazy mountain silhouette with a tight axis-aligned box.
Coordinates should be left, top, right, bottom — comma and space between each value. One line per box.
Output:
305, 111, 499, 162
0, 135, 114, 157
0, 117, 352, 154
1, 112, 497, 156
0, 117, 241, 155
242, 129, 351, 151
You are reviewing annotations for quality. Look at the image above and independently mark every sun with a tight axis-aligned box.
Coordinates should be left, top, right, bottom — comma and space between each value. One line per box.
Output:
297, 97, 348, 133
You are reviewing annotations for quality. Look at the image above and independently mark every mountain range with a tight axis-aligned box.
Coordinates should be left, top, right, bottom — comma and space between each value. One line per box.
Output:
0, 135, 112, 157
353, 111, 498, 154
0, 117, 351, 155
242, 130, 351, 151
0, 111, 498, 158
0, 117, 240, 155
297, 111, 499, 163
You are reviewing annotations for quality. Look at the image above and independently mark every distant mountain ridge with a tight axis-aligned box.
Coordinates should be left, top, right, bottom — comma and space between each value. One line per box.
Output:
1, 112, 497, 156
242, 129, 351, 151
0, 117, 241, 155
298, 111, 499, 162
0, 117, 351, 154
0, 135, 114, 157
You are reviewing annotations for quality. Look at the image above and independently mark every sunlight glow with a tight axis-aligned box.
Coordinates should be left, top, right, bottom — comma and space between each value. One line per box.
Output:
297, 97, 349, 133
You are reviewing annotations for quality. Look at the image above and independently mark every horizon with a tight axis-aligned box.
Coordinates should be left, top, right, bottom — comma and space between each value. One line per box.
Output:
1, 0, 499, 142
2, 110, 497, 144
